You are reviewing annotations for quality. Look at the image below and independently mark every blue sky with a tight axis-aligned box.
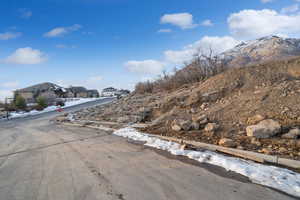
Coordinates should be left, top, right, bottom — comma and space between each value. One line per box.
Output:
1, 0, 300, 100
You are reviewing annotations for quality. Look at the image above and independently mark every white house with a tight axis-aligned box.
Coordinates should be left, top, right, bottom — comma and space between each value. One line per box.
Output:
101, 87, 118, 97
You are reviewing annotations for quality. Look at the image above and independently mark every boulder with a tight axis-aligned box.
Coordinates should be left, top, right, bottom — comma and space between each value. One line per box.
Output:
186, 92, 201, 106
278, 147, 287, 154
281, 128, 300, 139
171, 119, 192, 131
192, 114, 208, 125
171, 123, 182, 132
204, 123, 219, 132
191, 122, 200, 130
55, 116, 68, 123
246, 119, 281, 138
201, 91, 222, 102
247, 114, 265, 125
138, 107, 152, 122
259, 148, 273, 155
200, 103, 209, 110
117, 116, 130, 123
218, 138, 236, 148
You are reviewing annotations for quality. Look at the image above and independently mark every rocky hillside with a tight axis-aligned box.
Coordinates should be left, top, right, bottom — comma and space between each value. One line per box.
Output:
66, 57, 300, 160
222, 36, 300, 66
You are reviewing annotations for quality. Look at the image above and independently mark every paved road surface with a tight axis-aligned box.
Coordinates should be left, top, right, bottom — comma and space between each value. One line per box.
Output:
0, 98, 296, 200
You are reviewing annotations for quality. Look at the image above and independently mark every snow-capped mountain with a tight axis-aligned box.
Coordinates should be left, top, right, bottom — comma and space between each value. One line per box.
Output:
222, 36, 300, 66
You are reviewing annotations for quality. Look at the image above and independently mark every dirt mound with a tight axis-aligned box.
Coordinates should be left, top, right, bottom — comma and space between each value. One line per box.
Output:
73, 57, 300, 160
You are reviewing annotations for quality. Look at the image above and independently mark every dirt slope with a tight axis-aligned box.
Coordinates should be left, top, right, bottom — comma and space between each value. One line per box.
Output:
73, 57, 300, 160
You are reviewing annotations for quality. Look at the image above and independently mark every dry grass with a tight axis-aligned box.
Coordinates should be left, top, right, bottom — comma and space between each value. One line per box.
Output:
135, 54, 227, 94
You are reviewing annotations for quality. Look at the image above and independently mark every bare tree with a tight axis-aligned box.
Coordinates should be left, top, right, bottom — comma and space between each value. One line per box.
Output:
134, 47, 227, 94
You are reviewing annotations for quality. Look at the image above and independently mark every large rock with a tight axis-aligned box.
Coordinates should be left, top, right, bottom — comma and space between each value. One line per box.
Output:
138, 107, 152, 122
171, 123, 182, 131
281, 128, 300, 139
191, 122, 200, 130
204, 123, 219, 132
218, 138, 236, 148
117, 116, 130, 123
55, 116, 68, 123
171, 119, 192, 131
201, 91, 222, 102
246, 119, 281, 138
192, 114, 208, 125
247, 114, 265, 125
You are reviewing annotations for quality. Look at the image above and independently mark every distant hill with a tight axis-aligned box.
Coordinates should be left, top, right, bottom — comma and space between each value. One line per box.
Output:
222, 36, 300, 66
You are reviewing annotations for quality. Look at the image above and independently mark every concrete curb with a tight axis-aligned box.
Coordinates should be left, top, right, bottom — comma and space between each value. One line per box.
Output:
61, 122, 117, 132
155, 135, 300, 169
59, 121, 300, 169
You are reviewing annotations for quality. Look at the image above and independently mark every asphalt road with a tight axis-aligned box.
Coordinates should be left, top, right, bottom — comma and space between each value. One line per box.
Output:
0, 98, 296, 200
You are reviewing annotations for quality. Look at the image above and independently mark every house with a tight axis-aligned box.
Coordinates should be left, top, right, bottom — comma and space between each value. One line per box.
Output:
15, 83, 100, 103
87, 90, 100, 98
68, 87, 88, 98
117, 89, 130, 96
14, 82, 65, 104
101, 87, 118, 97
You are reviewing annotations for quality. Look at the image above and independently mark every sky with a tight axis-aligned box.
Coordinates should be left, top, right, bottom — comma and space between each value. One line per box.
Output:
1, 0, 300, 100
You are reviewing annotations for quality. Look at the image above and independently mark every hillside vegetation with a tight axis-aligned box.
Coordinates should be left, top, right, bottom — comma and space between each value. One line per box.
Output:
70, 56, 300, 160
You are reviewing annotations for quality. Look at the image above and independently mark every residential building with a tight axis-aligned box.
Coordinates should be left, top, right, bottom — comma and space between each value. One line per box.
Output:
14, 83, 99, 103
101, 87, 118, 97
68, 87, 88, 98
14, 82, 65, 104
87, 90, 100, 98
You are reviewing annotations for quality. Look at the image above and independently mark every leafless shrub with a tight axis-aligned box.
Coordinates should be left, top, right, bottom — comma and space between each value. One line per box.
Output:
135, 48, 228, 94
134, 81, 155, 94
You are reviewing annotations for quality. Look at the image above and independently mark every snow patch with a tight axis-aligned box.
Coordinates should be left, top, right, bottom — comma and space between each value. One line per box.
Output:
9, 98, 105, 119
113, 127, 300, 198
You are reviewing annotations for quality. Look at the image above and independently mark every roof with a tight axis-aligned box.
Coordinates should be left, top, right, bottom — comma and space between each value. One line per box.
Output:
119, 89, 130, 93
17, 82, 62, 93
102, 87, 117, 92
68, 86, 87, 93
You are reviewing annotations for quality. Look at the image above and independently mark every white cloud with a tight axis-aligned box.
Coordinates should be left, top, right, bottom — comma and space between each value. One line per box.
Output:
19, 8, 32, 19
201, 20, 214, 26
5, 47, 47, 65
44, 24, 82, 38
160, 13, 197, 29
261, 0, 273, 3
228, 9, 300, 39
158, 29, 172, 33
0, 32, 22, 40
125, 60, 166, 75
164, 36, 240, 64
1, 81, 19, 88
281, 4, 299, 14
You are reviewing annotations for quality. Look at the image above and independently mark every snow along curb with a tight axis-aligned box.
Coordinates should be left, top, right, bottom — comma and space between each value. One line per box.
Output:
113, 127, 300, 198
8, 98, 106, 119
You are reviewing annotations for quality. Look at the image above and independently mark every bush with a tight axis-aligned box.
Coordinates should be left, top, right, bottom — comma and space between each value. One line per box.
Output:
15, 95, 27, 110
56, 100, 65, 107
36, 96, 48, 109
134, 81, 154, 94
134, 51, 227, 94
34, 105, 45, 111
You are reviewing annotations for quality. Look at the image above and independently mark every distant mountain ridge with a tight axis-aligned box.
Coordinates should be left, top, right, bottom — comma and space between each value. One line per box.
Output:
222, 36, 300, 66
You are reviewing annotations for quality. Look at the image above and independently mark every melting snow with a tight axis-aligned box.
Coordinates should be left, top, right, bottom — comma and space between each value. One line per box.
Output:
113, 127, 300, 198
8, 98, 104, 119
